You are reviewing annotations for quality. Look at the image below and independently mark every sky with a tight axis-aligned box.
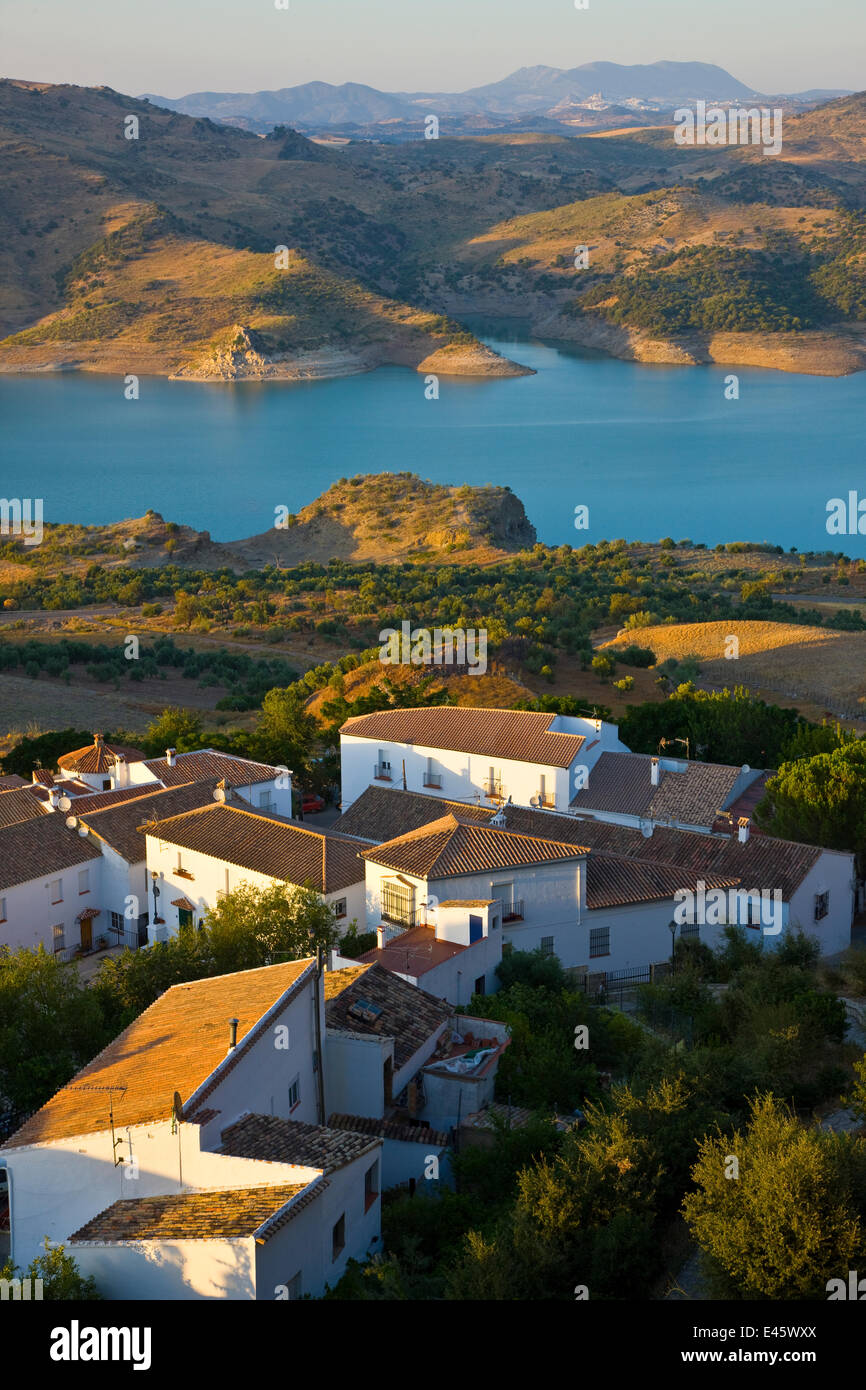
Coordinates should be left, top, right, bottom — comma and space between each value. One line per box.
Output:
1, 0, 863, 98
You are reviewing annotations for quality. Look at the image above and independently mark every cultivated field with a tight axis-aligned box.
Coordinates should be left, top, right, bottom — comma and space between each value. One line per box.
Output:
603, 620, 866, 722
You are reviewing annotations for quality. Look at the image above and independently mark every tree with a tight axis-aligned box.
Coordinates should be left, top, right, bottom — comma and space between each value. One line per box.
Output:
2, 728, 96, 777
0, 947, 106, 1115
250, 686, 318, 774
682, 1093, 866, 1299
140, 707, 204, 758
202, 882, 338, 973
0, 1240, 101, 1300
754, 742, 866, 869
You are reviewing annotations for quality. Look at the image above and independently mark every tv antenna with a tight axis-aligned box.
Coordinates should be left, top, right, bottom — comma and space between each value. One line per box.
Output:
69, 1084, 129, 1166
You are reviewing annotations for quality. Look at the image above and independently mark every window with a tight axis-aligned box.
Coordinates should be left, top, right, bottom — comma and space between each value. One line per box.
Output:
364, 1161, 379, 1213
332, 1214, 346, 1261
589, 927, 610, 958
0, 898, 6, 923
288, 1075, 300, 1112
52, 924, 65, 952
680, 922, 700, 941
491, 916, 500, 930
381, 879, 414, 926
110, 911, 124, 934
257, 790, 274, 811
78, 869, 89, 895
334, 898, 347, 919
815, 891, 829, 922
49, 879, 63, 904
540, 935, 555, 957
178, 908, 194, 930
102, 779, 111, 791
474, 974, 486, 996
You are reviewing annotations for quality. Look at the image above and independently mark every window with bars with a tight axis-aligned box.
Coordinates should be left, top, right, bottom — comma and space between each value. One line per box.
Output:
540, 935, 555, 957
589, 926, 610, 958
815, 891, 829, 921
52, 924, 65, 952
381, 879, 414, 926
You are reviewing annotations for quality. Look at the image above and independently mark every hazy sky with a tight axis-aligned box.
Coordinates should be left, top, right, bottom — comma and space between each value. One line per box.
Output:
2, 0, 863, 97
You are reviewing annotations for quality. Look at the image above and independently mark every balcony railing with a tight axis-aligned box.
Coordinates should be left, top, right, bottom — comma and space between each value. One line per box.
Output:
381, 904, 423, 929
500, 900, 525, 923
374, 763, 393, 781
535, 791, 556, 808
423, 773, 443, 789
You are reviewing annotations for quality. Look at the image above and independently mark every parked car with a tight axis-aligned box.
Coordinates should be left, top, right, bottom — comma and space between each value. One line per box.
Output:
301, 792, 326, 814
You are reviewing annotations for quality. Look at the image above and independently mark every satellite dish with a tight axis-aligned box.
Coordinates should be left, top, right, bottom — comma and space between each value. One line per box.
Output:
58, 795, 72, 812
741, 764, 750, 774
78, 824, 89, 837
65, 815, 78, 829
641, 823, 653, 838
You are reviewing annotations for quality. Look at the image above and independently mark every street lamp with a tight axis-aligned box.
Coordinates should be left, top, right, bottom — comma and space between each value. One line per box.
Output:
668, 918, 678, 972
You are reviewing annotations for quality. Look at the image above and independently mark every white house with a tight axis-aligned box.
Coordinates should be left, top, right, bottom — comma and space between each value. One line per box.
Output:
0, 813, 104, 956
0, 959, 382, 1300
142, 793, 367, 940
339, 706, 629, 813
77, 779, 224, 948
323, 961, 509, 1181
332, 785, 854, 974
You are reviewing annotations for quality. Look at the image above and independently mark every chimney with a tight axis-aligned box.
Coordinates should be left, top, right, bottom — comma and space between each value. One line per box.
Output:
377, 925, 386, 950
93, 732, 104, 748
166, 748, 177, 768
650, 757, 660, 787
227, 1018, 239, 1052
48, 786, 61, 810
738, 817, 750, 844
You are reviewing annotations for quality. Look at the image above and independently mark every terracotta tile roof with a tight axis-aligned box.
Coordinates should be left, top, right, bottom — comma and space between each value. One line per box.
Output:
362, 813, 588, 879
328, 1112, 449, 1147
0, 774, 27, 789
0, 786, 46, 829
79, 779, 220, 862
220, 1113, 380, 1173
331, 784, 493, 841
68, 1182, 317, 1243
3, 959, 316, 1148
0, 812, 102, 892
586, 856, 738, 910
501, 805, 824, 901
45, 783, 166, 813
341, 707, 585, 768
144, 750, 281, 789
359, 925, 468, 977
437, 899, 496, 907
334, 786, 825, 905
31, 769, 56, 786
58, 736, 146, 775
461, 1101, 536, 1132
140, 802, 365, 892
324, 961, 450, 1067
571, 751, 743, 828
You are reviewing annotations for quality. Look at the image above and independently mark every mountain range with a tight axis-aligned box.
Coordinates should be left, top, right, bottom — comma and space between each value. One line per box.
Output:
142, 61, 852, 134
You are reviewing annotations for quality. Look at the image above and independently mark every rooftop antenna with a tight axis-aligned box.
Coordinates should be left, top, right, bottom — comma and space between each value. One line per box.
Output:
69, 1084, 129, 1165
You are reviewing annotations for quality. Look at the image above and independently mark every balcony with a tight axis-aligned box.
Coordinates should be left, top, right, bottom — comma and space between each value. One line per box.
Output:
374, 762, 393, 782
380, 904, 423, 929
535, 791, 556, 809
423, 773, 443, 789
500, 900, 525, 923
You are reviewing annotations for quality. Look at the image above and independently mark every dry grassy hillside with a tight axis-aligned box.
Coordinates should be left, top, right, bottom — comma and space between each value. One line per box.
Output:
603, 619, 866, 720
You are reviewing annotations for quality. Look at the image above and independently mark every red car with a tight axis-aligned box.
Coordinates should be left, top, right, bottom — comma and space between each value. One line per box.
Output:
301, 792, 325, 814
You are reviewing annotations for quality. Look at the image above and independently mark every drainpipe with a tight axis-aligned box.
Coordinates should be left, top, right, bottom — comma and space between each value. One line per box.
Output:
313, 947, 326, 1124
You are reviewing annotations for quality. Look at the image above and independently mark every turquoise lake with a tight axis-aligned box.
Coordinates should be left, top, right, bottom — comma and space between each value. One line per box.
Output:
2, 333, 865, 553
